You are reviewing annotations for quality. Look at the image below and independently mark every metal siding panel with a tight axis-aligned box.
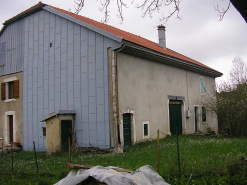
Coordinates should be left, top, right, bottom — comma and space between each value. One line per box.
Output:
90, 122, 96, 131
68, 91, 74, 109
68, 44, 73, 60
96, 52, 103, 70
88, 46, 95, 63
68, 29, 73, 45
97, 87, 104, 105
81, 89, 88, 106
55, 34, 61, 48
97, 122, 105, 141
81, 40, 87, 57
97, 105, 104, 123
61, 53, 67, 68
81, 73, 88, 90
90, 131, 97, 145
68, 75, 73, 92
89, 96, 96, 114
88, 62, 95, 80
55, 61, 60, 78
89, 79, 96, 97
55, 77, 60, 93
61, 38, 67, 53
55, 92, 61, 110
74, 64, 80, 82
82, 106, 89, 122
74, 81, 80, 98
96, 69, 103, 88
50, 13, 55, 28
68, 60, 73, 75
82, 122, 89, 140
81, 56, 87, 73
74, 34, 80, 50
55, 48, 61, 63
61, 83, 67, 99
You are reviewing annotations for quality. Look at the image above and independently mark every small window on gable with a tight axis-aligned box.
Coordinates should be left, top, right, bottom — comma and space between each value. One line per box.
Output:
142, 121, 150, 139
200, 77, 205, 94
8, 81, 14, 99
202, 106, 206, 122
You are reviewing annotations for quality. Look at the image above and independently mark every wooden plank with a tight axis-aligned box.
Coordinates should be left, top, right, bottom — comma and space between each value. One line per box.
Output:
66, 163, 133, 173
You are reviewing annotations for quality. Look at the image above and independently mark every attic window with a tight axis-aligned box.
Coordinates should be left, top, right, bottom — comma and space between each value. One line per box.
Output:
0, 42, 6, 66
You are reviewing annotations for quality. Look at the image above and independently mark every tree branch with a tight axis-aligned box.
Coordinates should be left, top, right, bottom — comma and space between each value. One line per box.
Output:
214, 2, 231, 21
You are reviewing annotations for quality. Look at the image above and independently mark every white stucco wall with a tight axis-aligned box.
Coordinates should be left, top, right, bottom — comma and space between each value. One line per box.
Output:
117, 52, 218, 142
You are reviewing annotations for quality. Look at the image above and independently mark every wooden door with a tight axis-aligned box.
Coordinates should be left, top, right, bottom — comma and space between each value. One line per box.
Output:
9, 115, 13, 143
123, 114, 131, 149
169, 104, 182, 135
61, 120, 72, 152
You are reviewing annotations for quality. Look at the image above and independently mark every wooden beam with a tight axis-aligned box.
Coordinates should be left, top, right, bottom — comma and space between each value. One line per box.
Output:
66, 163, 133, 173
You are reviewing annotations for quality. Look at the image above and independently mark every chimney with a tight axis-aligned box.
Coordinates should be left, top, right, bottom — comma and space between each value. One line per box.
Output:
157, 25, 166, 49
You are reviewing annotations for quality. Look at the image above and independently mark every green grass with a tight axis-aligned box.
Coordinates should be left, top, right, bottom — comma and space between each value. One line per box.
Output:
1, 135, 247, 184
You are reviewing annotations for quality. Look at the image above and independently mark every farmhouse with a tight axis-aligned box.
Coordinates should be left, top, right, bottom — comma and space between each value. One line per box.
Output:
0, 2, 222, 152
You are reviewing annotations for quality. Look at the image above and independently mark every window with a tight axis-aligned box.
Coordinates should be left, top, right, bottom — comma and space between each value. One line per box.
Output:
1, 77, 19, 101
202, 106, 206, 122
200, 77, 205, 94
142, 121, 150, 139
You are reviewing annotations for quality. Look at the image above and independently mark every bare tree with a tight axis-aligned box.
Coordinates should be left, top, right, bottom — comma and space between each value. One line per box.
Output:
203, 58, 247, 136
70, 0, 247, 23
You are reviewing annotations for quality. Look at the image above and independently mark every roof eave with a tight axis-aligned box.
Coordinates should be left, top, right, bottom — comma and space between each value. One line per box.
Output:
121, 41, 223, 78
3, 4, 46, 26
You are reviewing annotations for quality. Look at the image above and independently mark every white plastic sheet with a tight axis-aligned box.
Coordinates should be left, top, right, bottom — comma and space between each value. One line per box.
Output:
55, 165, 170, 185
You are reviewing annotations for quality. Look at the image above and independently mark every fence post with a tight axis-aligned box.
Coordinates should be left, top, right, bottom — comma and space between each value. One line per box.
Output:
33, 141, 39, 175
176, 126, 181, 176
2, 142, 3, 156
69, 138, 71, 163
157, 129, 160, 174
11, 142, 13, 175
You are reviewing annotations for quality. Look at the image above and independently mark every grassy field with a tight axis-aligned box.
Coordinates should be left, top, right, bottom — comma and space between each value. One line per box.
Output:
0, 135, 247, 184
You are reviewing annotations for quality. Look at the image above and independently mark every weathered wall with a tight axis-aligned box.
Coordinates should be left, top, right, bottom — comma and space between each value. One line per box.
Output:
0, 72, 23, 146
21, 9, 120, 151
117, 53, 218, 142
46, 116, 60, 152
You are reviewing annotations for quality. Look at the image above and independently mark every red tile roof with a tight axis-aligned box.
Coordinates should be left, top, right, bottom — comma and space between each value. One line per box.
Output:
4, 2, 221, 74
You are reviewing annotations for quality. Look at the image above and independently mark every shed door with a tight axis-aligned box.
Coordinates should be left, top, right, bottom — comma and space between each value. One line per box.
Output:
123, 114, 131, 149
61, 120, 72, 152
169, 104, 182, 135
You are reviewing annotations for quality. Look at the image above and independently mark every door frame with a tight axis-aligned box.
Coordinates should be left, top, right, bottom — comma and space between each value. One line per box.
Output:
167, 98, 186, 135
119, 109, 136, 148
4, 111, 16, 145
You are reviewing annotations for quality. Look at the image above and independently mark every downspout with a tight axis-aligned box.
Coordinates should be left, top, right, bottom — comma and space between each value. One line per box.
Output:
113, 44, 125, 150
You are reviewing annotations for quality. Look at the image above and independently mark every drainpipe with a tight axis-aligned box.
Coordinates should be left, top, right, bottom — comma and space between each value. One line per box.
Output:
113, 44, 125, 150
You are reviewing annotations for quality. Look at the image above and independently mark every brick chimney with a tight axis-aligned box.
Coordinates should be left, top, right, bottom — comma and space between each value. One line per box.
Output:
157, 25, 166, 49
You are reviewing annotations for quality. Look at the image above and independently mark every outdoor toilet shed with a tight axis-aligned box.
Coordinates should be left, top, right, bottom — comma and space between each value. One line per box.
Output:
41, 110, 76, 152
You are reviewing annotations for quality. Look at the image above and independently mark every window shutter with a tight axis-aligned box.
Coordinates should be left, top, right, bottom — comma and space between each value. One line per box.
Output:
13, 80, 19, 99
1, 82, 6, 100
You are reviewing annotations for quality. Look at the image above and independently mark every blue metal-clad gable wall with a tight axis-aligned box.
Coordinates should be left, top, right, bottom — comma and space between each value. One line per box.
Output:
0, 20, 24, 76
22, 10, 120, 151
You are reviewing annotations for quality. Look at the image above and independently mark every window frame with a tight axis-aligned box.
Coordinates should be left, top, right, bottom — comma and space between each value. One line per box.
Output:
142, 121, 150, 139
200, 77, 205, 94
2, 77, 19, 102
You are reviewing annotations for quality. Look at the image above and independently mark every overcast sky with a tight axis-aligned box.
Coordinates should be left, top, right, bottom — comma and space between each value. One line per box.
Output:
1, 0, 247, 83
